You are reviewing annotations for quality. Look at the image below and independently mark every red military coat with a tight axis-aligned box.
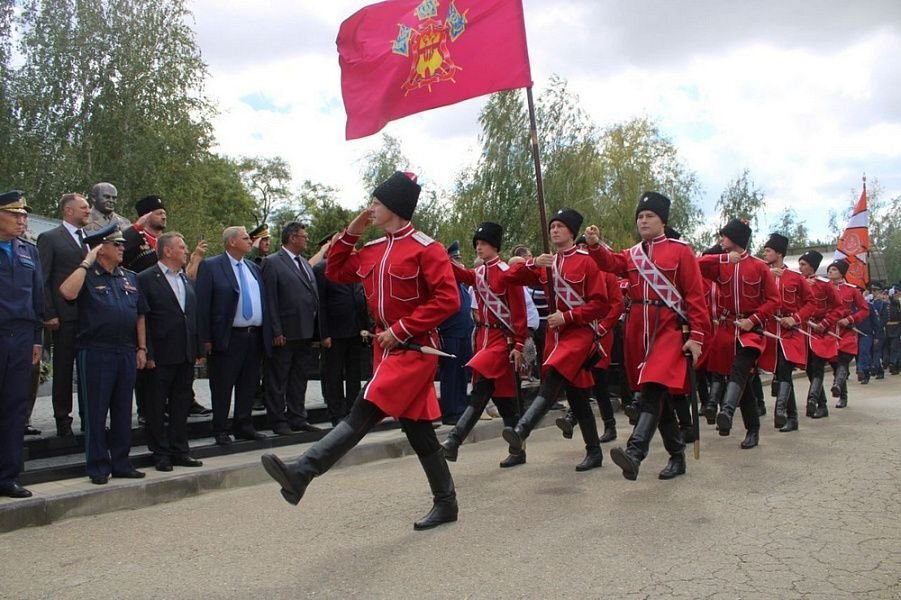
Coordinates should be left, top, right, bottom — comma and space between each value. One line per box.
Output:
499, 245, 608, 388
759, 267, 815, 372
593, 272, 625, 370
698, 251, 780, 376
589, 235, 710, 394
452, 256, 527, 397
806, 276, 841, 361
831, 280, 870, 356
326, 223, 460, 420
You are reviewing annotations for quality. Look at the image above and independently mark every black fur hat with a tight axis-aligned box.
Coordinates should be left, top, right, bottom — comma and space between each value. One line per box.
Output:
719, 219, 752, 250
549, 208, 583, 238
764, 233, 789, 256
635, 191, 671, 224
798, 250, 823, 271
472, 222, 503, 251
373, 171, 421, 221
828, 259, 849, 277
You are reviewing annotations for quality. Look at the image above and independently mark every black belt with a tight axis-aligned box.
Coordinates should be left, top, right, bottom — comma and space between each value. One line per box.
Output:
231, 326, 260, 334
776, 312, 794, 318
473, 322, 506, 330
719, 310, 750, 319
636, 299, 669, 307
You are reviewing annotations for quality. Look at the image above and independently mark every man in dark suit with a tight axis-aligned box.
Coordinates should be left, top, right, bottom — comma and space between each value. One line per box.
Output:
37, 192, 90, 437
313, 237, 369, 425
262, 222, 323, 435
138, 232, 203, 470
196, 226, 270, 445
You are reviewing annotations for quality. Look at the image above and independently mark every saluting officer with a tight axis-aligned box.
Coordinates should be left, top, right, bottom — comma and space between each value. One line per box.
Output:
261, 171, 462, 531
0, 191, 43, 499
60, 223, 148, 485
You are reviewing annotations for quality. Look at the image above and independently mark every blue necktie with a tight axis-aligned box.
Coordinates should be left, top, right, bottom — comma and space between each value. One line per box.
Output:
236, 261, 253, 320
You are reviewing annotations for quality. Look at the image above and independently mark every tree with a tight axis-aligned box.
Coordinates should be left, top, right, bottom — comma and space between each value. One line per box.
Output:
772, 208, 810, 250
239, 156, 293, 227
715, 169, 765, 248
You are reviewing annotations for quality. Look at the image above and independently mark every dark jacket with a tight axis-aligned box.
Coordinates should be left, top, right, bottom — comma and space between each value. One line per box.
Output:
37, 224, 86, 322
313, 258, 368, 339
137, 264, 198, 364
196, 252, 271, 354
122, 226, 159, 273
261, 249, 322, 341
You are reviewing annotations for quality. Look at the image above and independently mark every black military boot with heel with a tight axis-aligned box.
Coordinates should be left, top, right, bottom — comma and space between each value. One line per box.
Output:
413, 449, 458, 530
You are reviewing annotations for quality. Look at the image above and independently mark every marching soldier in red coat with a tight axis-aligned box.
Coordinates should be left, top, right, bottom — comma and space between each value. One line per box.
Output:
759, 233, 816, 432
587, 192, 709, 481
261, 171, 462, 531
498, 209, 609, 471
698, 219, 779, 450
825, 259, 869, 409
555, 270, 625, 444
797, 251, 841, 419
440, 221, 529, 468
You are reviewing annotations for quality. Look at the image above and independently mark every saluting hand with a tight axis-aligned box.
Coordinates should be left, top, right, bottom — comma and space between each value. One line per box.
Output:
348, 207, 373, 236
584, 225, 600, 246
84, 244, 101, 266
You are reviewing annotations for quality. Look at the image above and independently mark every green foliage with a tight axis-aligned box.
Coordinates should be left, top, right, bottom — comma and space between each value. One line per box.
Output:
772, 208, 810, 250
239, 156, 293, 227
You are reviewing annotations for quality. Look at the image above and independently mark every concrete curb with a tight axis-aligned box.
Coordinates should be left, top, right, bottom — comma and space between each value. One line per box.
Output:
0, 415, 558, 535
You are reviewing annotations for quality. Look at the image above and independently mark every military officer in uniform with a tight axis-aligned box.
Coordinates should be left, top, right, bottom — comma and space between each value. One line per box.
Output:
587, 193, 710, 481
261, 171, 462, 530
249, 224, 271, 265
440, 221, 529, 468
825, 260, 869, 409
122, 195, 166, 273
60, 223, 148, 484
0, 190, 43, 498
797, 251, 841, 419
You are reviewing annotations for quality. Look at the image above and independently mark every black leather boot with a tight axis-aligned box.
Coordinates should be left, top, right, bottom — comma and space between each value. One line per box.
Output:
413, 449, 458, 530
574, 414, 603, 471
499, 447, 526, 468
740, 429, 759, 449
812, 397, 829, 419
555, 409, 575, 439
658, 420, 686, 480
836, 384, 848, 409
610, 411, 657, 481
261, 421, 362, 505
780, 387, 799, 432
704, 376, 724, 424
779, 418, 798, 432
623, 393, 641, 425
658, 453, 686, 480
771, 379, 779, 397
440, 393, 490, 462
774, 381, 792, 428
599, 419, 617, 443
756, 394, 767, 417
806, 376, 824, 418
502, 394, 553, 452
831, 363, 849, 398
716, 381, 743, 436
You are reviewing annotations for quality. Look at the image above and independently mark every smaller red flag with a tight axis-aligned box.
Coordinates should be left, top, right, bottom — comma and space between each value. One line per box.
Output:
834, 179, 869, 289
337, 0, 533, 140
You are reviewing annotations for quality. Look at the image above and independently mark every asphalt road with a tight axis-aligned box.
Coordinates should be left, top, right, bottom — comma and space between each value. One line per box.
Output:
3, 380, 900, 599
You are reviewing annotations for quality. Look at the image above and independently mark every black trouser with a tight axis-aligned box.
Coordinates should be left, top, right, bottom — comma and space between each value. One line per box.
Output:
728, 346, 761, 431
134, 368, 151, 419
208, 329, 261, 435
266, 338, 312, 427
591, 368, 615, 425
51, 320, 82, 428
145, 362, 194, 458
532, 321, 547, 379
627, 382, 683, 459
830, 350, 853, 398
322, 336, 362, 423
346, 392, 440, 458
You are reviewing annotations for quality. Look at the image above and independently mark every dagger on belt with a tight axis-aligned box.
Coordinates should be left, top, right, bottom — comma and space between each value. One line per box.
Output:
360, 330, 457, 358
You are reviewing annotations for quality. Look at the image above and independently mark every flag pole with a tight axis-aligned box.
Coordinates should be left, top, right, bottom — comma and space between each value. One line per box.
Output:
525, 86, 556, 306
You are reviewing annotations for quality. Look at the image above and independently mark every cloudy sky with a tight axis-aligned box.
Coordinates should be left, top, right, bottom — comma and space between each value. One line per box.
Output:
189, 0, 901, 241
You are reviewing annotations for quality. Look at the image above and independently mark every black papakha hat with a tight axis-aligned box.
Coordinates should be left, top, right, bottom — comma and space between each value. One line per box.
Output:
635, 191, 671, 224
719, 218, 752, 250
83, 223, 125, 248
373, 171, 421, 221
828, 259, 849, 277
549, 208, 583, 238
798, 250, 823, 271
135, 195, 165, 217
764, 233, 789, 256
473, 221, 503, 251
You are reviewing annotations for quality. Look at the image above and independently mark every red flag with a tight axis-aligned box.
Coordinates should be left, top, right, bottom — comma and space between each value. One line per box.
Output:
337, 0, 533, 140
834, 178, 869, 289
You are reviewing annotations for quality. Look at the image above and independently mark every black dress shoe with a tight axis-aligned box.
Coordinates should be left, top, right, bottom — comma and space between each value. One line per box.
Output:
289, 422, 322, 433
658, 454, 686, 480
740, 430, 759, 449
172, 456, 203, 467
155, 458, 173, 472
233, 428, 266, 441
24, 425, 41, 436
214, 433, 232, 446
90, 475, 109, 485
190, 401, 213, 416
57, 422, 74, 438
273, 423, 293, 436
112, 469, 146, 479
0, 482, 33, 498
499, 450, 526, 468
